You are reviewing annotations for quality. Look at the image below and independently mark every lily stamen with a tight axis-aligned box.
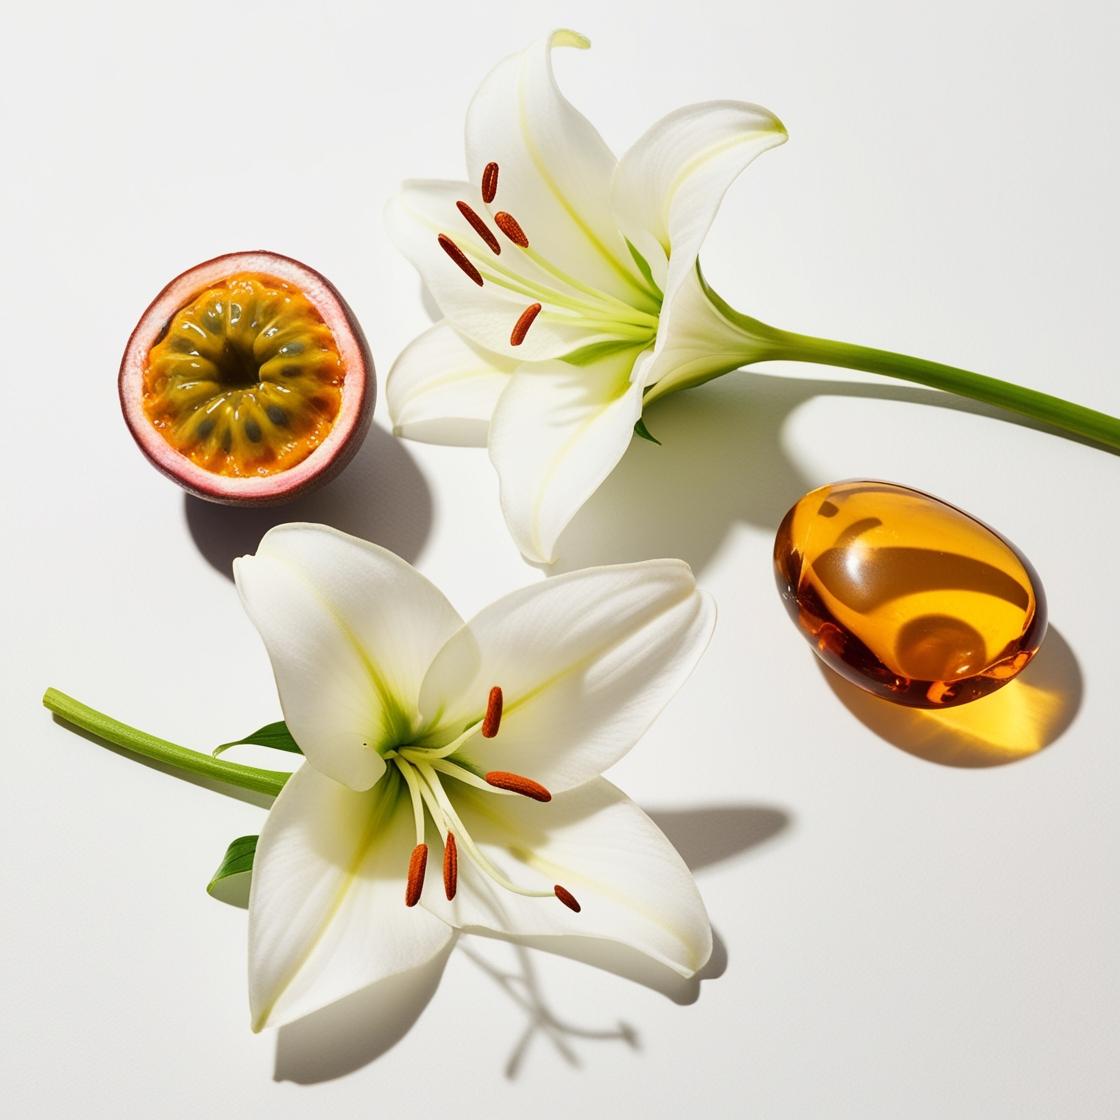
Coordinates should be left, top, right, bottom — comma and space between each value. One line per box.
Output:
481, 161, 499, 203
409, 685, 510, 759
397, 755, 429, 843
491, 208, 662, 325
412, 751, 553, 806
405, 843, 428, 907
411, 755, 499, 796
485, 770, 552, 802
554, 885, 581, 913
437, 234, 484, 286
443, 832, 458, 900
494, 211, 529, 248
414, 763, 561, 901
456, 201, 501, 254
428, 203, 660, 330
510, 302, 542, 346
482, 685, 503, 737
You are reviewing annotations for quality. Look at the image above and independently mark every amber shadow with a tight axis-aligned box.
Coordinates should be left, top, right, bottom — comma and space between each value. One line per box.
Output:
184, 422, 433, 579
552, 370, 1101, 576
270, 801, 789, 1083
819, 624, 1082, 767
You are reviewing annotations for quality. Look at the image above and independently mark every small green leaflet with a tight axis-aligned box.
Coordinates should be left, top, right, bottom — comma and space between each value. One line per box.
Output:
634, 418, 662, 445
206, 835, 257, 908
213, 720, 303, 758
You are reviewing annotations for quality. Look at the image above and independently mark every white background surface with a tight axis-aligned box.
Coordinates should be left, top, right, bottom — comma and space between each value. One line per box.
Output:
4, 1, 1118, 1116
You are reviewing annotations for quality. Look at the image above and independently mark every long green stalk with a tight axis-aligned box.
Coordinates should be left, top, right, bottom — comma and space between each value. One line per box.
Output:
43, 688, 289, 797
695, 275, 1120, 452
769, 328, 1120, 451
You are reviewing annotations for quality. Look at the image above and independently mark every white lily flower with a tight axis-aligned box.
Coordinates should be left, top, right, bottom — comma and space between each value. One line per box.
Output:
234, 523, 715, 1030
386, 29, 787, 563
388, 30, 1120, 565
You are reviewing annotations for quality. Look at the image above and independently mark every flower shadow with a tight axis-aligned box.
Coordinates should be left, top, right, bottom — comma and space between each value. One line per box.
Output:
458, 938, 642, 1079
551, 370, 1081, 576
818, 624, 1082, 767
271, 801, 789, 1083
184, 422, 433, 580
274, 941, 454, 1084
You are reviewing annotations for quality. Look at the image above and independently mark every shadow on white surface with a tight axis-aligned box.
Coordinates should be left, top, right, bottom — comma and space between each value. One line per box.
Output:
266, 801, 787, 1083
818, 624, 1083, 767
648, 804, 789, 871
459, 939, 641, 1078
552, 370, 1110, 575
184, 423, 432, 579
274, 941, 454, 1084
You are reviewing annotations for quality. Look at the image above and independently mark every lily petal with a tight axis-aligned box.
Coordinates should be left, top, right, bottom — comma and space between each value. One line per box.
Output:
487, 347, 647, 563
639, 263, 781, 401
420, 559, 714, 791
387, 320, 516, 447
388, 179, 626, 361
235, 524, 464, 789
421, 778, 712, 978
248, 764, 453, 1031
611, 100, 787, 304
465, 29, 654, 309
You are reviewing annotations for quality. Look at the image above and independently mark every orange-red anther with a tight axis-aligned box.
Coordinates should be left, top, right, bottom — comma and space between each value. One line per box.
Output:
437, 234, 484, 286
510, 303, 542, 346
456, 201, 501, 255
554, 885, 581, 913
481, 161, 499, 204
485, 770, 552, 802
443, 832, 458, 900
482, 685, 504, 738
405, 843, 428, 907
494, 211, 529, 248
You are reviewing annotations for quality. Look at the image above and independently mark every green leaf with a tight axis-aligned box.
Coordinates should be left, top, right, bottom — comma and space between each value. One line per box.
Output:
214, 720, 302, 758
206, 835, 257, 908
634, 418, 661, 445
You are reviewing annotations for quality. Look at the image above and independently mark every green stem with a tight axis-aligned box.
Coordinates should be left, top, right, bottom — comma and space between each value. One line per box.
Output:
43, 687, 289, 797
767, 328, 1120, 452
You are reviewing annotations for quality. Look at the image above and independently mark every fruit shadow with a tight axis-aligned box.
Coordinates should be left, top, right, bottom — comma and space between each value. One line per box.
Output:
183, 422, 433, 579
271, 802, 790, 1084
551, 370, 1097, 576
818, 624, 1082, 767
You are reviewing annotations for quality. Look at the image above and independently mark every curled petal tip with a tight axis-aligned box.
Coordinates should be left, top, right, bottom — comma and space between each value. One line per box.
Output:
552, 28, 591, 51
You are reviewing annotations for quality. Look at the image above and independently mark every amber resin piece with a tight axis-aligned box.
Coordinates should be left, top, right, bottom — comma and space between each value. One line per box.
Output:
774, 481, 1047, 708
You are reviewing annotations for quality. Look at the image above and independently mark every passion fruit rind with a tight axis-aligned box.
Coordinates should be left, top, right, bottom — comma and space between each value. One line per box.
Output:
120, 251, 374, 506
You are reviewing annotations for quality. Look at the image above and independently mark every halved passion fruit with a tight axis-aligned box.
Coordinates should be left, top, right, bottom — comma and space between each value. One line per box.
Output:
119, 251, 374, 504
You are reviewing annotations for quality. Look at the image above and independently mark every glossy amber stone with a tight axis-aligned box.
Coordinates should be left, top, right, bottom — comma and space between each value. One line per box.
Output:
774, 481, 1047, 708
